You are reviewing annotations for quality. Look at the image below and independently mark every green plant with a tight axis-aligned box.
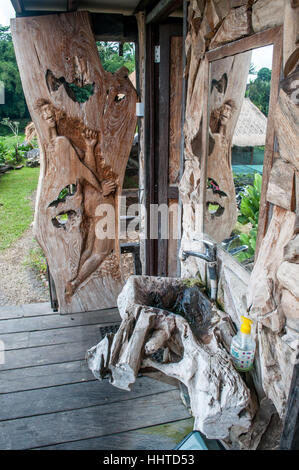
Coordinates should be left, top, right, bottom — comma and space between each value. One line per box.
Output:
0, 139, 8, 166
236, 173, 262, 262
0, 167, 40, 250
24, 244, 47, 277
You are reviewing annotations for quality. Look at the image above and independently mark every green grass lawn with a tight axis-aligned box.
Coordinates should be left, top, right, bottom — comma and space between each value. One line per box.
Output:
0, 167, 40, 251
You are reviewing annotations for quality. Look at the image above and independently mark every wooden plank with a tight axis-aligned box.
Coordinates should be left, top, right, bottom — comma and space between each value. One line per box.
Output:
158, 23, 172, 277
0, 361, 93, 394
0, 390, 190, 449
0, 377, 175, 421
0, 302, 52, 320
198, 57, 210, 237
0, 339, 103, 371
255, 26, 283, 257
144, 23, 158, 275
0, 308, 121, 334
206, 26, 281, 61
0, 322, 119, 351
146, 0, 182, 24
36, 418, 194, 450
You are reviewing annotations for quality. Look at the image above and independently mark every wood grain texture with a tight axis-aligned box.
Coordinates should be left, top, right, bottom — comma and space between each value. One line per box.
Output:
205, 51, 251, 243
0, 390, 188, 450
266, 158, 295, 210
0, 377, 174, 422
37, 418, 194, 450
11, 12, 137, 313
209, 5, 251, 49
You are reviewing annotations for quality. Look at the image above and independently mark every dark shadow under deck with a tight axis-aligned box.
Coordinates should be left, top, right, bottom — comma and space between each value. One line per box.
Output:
0, 303, 191, 450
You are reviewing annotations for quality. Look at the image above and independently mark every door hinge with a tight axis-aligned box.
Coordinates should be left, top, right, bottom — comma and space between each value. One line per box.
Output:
154, 45, 160, 63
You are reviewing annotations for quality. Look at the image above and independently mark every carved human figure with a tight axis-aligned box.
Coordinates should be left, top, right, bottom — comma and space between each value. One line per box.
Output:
36, 99, 118, 303
205, 99, 238, 243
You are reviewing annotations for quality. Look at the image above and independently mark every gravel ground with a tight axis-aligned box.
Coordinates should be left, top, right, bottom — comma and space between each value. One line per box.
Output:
0, 227, 50, 306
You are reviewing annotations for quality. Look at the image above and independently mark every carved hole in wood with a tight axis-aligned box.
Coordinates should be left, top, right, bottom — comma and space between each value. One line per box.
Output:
52, 210, 76, 229
46, 70, 95, 104
48, 184, 77, 208
207, 178, 228, 198
206, 201, 225, 217
211, 73, 228, 95
114, 93, 126, 103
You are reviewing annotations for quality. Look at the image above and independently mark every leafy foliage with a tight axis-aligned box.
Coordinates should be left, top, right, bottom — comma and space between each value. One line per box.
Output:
97, 42, 135, 74
236, 173, 262, 262
0, 26, 29, 119
245, 67, 271, 116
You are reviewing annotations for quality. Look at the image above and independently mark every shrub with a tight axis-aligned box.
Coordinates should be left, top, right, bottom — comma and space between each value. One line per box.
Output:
236, 173, 262, 262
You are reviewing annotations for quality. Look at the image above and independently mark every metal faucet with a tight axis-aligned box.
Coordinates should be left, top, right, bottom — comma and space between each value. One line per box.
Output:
221, 235, 248, 256
181, 240, 218, 301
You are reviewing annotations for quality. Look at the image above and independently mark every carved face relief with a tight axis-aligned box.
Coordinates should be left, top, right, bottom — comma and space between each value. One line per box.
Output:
40, 104, 56, 128
219, 103, 232, 126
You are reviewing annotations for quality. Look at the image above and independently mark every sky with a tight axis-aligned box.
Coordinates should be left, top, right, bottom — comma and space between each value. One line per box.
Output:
0, 0, 15, 27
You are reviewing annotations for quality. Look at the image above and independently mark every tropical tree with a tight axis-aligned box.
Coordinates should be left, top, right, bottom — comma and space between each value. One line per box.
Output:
0, 26, 29, 120
246, 67, 272, 116
97, 42, 135, 74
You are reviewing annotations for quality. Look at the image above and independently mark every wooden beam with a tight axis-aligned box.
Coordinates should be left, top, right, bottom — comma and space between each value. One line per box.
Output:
67, 0, 78, 12
91, 13, 138, 42
12, 10, 138, 42
10, 0, 24, 14
134, 0, 160, 14
146, 0, 182, 24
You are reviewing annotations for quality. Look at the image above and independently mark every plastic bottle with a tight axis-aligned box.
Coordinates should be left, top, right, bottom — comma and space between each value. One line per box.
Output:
230, 316, 256, 372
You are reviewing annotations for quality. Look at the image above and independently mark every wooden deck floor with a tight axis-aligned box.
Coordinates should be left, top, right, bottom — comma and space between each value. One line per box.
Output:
0, 303, 191, 450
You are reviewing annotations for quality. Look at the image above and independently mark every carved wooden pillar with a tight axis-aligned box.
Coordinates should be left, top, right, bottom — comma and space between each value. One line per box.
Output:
11, 12, 137, 313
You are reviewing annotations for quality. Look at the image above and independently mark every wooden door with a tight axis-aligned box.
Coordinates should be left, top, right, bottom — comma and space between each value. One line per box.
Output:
157, 23, 183, 277
12, 12, 137, 313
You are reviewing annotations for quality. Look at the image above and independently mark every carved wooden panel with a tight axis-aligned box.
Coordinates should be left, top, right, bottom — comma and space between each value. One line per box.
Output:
205, 51, 252, 243
11, 12, 137, 313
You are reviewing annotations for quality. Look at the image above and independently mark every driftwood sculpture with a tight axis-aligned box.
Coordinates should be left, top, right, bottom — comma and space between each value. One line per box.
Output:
12, 12, 137, 313
87, 276, 254, 439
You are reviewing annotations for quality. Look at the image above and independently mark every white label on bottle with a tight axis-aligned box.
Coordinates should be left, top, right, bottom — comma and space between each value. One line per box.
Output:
230, 344, 255, 371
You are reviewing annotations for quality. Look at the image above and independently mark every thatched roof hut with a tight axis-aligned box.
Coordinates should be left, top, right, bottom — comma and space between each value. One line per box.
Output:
232, 97, 267, 147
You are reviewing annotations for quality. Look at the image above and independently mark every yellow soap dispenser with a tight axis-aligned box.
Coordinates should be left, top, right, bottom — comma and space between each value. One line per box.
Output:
230, 316, 256, 372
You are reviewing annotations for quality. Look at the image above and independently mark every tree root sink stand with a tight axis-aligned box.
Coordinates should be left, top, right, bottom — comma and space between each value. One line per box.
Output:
87, 275, 256, 440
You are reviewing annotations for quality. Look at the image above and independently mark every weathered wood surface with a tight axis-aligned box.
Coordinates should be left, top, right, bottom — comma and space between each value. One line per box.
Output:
277, 261, 299, 299
252, 0, 285, 33
247, 206, 295, 332
295, 172, 299, 233
11, 12, 137, 313
274, 89, 299, 171
210, 5, 251, 49
284, 234, 299, 263
266, 158, 295, 210
0, 304, 190, 450
37, 418, 194, 450
0, 377, 174, 422
0, 390, 188, 450
169, 36, 183, 185
0, 307, 121, 334
205, 52, 251, 243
